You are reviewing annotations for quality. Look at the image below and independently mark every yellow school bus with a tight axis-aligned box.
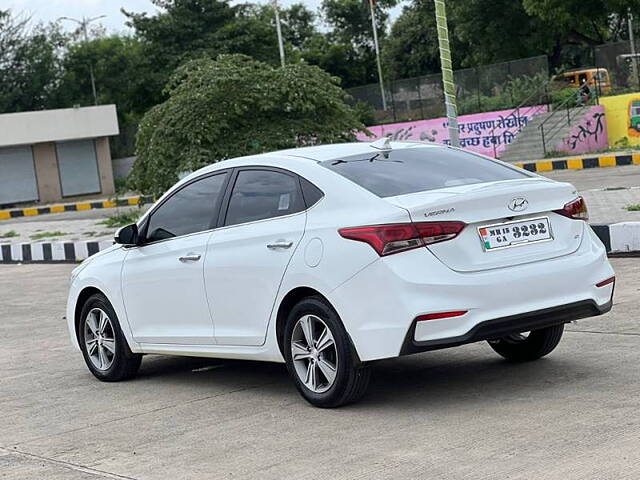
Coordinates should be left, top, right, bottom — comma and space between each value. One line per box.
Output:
552, 68, 611, 94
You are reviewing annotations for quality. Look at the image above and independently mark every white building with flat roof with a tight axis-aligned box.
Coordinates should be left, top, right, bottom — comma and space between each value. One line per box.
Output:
0, 105, 119, 206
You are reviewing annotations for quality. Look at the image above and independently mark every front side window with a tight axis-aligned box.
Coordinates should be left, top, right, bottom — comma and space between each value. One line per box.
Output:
145, 173, 227, 242
321, 147, 528, 198
225, 170, 304, 226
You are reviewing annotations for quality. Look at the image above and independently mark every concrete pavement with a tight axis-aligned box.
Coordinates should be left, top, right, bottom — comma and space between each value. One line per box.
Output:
1, 259, 639, 479
541, 165, 640, 224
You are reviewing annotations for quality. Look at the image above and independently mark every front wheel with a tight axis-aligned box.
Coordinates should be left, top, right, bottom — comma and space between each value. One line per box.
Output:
283, 297, 370, 408
79, 293, 142, 381
488, 324, 565, 362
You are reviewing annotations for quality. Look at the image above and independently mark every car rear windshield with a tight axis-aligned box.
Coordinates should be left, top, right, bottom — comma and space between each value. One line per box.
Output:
321, 147, 529, 197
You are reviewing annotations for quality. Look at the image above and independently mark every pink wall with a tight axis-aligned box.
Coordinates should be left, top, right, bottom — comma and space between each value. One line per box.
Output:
357, 105, 549, 158
558, 105, 608, 155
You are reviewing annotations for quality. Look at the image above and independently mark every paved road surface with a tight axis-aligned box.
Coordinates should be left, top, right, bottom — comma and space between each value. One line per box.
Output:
1, 259, 638, 479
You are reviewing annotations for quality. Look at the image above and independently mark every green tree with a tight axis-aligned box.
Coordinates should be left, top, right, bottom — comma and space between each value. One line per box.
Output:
131, 54, 365, 196
381, 0, 442, 79
122, 0, 237, 106
213, 3, 317, 64
0, 10, 65, 112
449, 0, 554, 67
54, 35, 153, 156
123, 1, 321, 105
524, 0, 640, 46
316, 0, 397, 87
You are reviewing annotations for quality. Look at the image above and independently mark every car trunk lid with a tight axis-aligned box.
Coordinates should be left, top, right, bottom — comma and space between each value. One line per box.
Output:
385, 178, 584, 272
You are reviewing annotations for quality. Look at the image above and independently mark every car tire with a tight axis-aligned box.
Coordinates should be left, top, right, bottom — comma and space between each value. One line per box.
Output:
79, 293, 142, 382
283, 296, 371, 408
487, 324, 565, 362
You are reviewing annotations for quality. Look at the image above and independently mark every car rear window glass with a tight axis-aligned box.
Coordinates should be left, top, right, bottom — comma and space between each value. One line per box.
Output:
321, 147, 528, 198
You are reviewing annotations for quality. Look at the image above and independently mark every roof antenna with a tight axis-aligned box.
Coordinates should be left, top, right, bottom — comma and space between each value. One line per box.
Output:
370, 137, 392, 151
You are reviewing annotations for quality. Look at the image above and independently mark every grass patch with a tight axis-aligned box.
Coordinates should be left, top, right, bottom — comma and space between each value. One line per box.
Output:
114, 177, 129, 196
30, 231, 67, 240
100, 209, 142, 228
625, 204, 640, 212
0, 230, 19, 238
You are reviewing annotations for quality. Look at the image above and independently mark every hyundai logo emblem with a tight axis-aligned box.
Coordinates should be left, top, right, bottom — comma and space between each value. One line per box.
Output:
508, 197, 528, 212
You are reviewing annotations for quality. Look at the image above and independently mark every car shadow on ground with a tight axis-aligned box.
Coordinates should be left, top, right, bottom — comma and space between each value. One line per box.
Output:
127, 342, 602, 410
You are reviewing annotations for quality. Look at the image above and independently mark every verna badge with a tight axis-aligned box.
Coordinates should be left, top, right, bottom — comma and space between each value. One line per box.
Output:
508, 197, 528, 212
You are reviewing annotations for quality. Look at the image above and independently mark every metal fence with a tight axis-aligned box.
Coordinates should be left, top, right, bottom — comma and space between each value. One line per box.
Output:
594, 40, 640, 91
347, 55, 549, 124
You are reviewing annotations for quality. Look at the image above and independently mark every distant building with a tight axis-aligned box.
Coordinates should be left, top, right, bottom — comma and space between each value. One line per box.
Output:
0, 105, 119, 207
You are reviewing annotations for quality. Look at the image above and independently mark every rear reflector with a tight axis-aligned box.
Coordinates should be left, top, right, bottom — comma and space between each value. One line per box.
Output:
339, 221, 466, 256
416, 310, 468, 322
554, 196, 589, 221
595, 276, 615, 288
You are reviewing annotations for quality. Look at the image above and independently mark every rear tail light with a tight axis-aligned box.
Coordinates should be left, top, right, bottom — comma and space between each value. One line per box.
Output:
416, 310, 468, 322
339, 221, 466, 256
554, 196, 588, 221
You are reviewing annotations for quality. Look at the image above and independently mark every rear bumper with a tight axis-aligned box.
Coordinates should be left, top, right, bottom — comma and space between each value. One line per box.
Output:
399, 298, 612, 356
329, 225, 614, 362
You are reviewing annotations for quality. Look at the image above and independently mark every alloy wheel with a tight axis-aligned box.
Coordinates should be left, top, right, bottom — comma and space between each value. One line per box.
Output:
291, 314, 338, 393
84, 308, 116, 371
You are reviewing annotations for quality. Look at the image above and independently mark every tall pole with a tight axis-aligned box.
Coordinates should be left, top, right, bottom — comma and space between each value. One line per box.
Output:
629, 8, 639, 89
369, 0, 387, 111
272, 0, 286, 68
434, 0, 459, 147
59, 15, 106, 105
81, 21, 98, 106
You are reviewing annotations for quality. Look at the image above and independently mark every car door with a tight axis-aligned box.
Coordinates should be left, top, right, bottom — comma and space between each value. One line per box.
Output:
204, 168, 306, 346
121, 171, 229, 345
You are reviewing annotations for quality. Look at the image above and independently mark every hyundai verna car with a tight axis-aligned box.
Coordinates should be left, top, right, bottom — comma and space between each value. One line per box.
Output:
66, 140, 615, 407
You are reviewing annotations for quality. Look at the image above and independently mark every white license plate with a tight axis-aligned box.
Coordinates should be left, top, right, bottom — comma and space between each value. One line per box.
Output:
478, 217, 553, 251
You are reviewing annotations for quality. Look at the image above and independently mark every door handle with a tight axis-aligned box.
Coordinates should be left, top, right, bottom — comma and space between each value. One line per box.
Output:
178, 253, 201, 262
267, 241, 293, 250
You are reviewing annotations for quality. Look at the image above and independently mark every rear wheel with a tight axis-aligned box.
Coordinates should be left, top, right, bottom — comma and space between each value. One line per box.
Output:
79, 293, 142, 381
488, 324, 565, 362
283, 297, 370, 408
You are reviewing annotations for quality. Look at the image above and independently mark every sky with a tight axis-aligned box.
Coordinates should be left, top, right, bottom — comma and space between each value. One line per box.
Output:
6, 0, 404, 33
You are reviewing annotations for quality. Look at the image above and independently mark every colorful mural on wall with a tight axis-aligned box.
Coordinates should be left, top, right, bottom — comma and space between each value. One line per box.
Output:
357, 105, 549, 158
600, 92, 640, 147
558, 105, 608, 155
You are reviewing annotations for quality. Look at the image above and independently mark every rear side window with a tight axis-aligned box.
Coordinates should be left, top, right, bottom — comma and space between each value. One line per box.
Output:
146, 173, 227, 242
321, 147, 528, 198
300, 177, 324, 208
225, 169, 304, 226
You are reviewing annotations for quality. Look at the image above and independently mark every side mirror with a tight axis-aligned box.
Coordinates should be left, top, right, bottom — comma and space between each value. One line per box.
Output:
114, 223, 139, 246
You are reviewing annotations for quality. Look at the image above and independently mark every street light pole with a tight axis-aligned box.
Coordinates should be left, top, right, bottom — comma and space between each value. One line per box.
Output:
369, 0, 387, 111
433, 0, 460, 147
272, 0, 286, 68
629, 8, 639, 89
58, 15, 106, 105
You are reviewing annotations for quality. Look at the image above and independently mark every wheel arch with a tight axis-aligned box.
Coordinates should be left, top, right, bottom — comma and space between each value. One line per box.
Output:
274, 286, 361, 363
74, 286, 104, 343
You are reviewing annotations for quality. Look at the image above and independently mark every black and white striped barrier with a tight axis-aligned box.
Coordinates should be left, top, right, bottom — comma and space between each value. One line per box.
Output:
591, 223, 640, 255
0, 241, 113, 263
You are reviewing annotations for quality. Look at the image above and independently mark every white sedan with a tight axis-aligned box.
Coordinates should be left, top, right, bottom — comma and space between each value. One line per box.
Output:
66, 141, 615, 407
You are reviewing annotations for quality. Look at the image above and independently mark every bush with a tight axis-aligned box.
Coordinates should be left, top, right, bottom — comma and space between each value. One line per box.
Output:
130, 54, 366, 196
549, 87, 580, 108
